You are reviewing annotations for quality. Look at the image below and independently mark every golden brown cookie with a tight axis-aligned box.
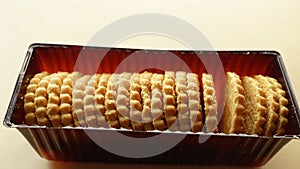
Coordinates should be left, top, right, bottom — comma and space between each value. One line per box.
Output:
24, 71, 48, 125
60, 72, 82, 126
151, 73, 166, 131
35, 74, 54, 126
105, 74, 121, 128
72, 75, 91, 127
187, 73, 203, 132
95, 73, 110, 127
140, 72, 154, 130
254, 75, 280, 136
220, 72, 245, 134
116, 72, 132, 129
163, 71, 178, 131
242, 76, 267, 135
175, 71, 190, 131
266, 77, 289, 135
129, 73, 143, 131
202, 73, 218, 133
83, 74, 100, 127
46, 72, 68, 127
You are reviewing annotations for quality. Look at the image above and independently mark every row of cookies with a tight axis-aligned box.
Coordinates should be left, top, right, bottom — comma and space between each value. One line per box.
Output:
24, 71, 207, 132
220, 72, 289, 136
23, 71, 289, 135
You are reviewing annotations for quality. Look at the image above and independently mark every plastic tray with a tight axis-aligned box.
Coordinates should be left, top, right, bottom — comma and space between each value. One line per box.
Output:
3, 43, 300, 166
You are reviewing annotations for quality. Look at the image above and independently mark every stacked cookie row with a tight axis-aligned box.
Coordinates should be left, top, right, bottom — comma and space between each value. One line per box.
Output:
23, 71, 289, 136
220, 72, 289, 136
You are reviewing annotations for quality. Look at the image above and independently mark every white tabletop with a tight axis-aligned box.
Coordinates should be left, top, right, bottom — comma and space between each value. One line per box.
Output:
1, 0, 300, 168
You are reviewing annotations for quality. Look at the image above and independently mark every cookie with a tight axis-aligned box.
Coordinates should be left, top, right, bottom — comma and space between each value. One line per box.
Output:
129, 73, 143, 131
202, 73, 218, 132
266, 77, 289, 135
187, 73, 203, 132
220, 72, 245, 134
60, 72, 82, 126
242, 76, 267, 135
83, 74, 100, 127
105, 74, 121, 128
175, 71, 190, 131
24, 71, 48, 125
163, 71, 178, 131
72, 75, 91, 127
116, 72, 132, 129
95, 73, 110, 127
35, 74, 54, 126
151, 73, 166, 131
254, 75, 280, 136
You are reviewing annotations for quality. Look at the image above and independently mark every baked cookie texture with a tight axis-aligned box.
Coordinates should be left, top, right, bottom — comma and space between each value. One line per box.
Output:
187, 73, 203, 132
254, 75, 280, 136
220, 72, 245, 134
95, 74, 110, 127
24, 71, 289, 136
175, 71, 190, 131
202, 73, 218, 133
24, 71, 48, 125
60, 72, 81, 126
129, 73, 143, 131
105, 74, 120, 128
151, 73, 166, 131
163, 71, 178, 131
242, 76, 267, 135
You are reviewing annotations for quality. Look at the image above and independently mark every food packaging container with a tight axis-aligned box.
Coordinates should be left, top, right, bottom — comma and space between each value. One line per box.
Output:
3, 43, 300, 166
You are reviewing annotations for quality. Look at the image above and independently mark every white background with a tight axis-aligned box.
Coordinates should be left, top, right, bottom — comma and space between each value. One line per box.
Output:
1, 0, 300, 168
